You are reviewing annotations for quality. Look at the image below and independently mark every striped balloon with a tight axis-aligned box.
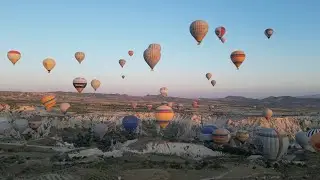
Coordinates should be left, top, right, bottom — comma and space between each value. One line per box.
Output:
230, 50, 246, 70
189, 20, 209, 45
73, 77, 87, 93
306, 129, 320, 137
155, 105, 174, 129
212, 128, 230, 145
143, 47, 161, 71
148, 43, 161, 51
254, 128, 289, 161
40, 95, 56, 111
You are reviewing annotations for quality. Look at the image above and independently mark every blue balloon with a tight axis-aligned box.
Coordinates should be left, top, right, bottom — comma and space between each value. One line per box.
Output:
201, 125, 218, 134
122, 115, 140, 132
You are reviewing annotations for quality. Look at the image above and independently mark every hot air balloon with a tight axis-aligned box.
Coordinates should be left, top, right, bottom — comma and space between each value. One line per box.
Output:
122, 115, 140, 132
264, 28, 274, 39
41, 95, 56, 111
122, 75, 125, 79
306, 129, 320, 138
73, 77, 87, 93
208, 105, 215, 111
75, 52, 85, 64
147, 104, 153, 110
7, 50, 21, 65
211, 80, 216, 87
263, 108, 273, 120
13, 119, 28, 134
155, 105, 174, 129
212, 128, 231, 145
128, 50, 134, 57
131, 102, 137, 109
148, 44, 161, 51
93, 123, 108, 140
60, 103, 71, 114
177, 103, 184, 110
310, 133, 320, 152
160, 87, 168, 97
215, 26, 226, 43
192, 101, 199, 108
200, 125, 218, 141
28, 116, 43, 130
205, 73, 212, 80
230, 50, 246, 70
43, 58, 56, 73
236, 130, 249, 143
189, 20, 209, 45
143, 47, 161, 71
119, 59, 126, 68
167, 102, 173, 108
295, 131, 314, 150
91, 79, 101, 92
254, 128, 289, 161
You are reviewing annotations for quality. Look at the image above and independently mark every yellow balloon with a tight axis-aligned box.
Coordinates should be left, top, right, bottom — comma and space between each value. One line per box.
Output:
155, 105, 174, 128
91, 79, 101, 91
43, 58, 56, 73
41, 95, 56, 111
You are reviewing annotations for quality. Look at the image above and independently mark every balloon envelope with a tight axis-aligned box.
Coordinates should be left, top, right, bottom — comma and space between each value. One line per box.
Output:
60, 103, 71, 114
43, 58, 56, 73
143, 47, 161, 70
73, 77, 87, 93
75, 52, 85, 64
211, 80, 216, 87
230, 50, 246, 70
205, 73, 212, 80
128, 50, 134, 56
122, 115, 140, 132
119, 59, 126, 68
41, 95, 56, 111
201, 125, 218, 134
189, 20, 209, 45
155, 105, 174, 129
7, 50, 21, 65
91, 79, 101, 91
263, 108, 273, 120
264, 28, 274, 39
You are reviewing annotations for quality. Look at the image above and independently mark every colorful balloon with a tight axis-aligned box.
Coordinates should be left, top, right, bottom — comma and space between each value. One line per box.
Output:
41, 95, 56, 111
205, 73, 212, 80
263, 108, 273, 120
215, 26, 226, 43
73, 77, 87, 93
230, 50, 246, 70
43, 58, 56, 73
91, 79, 101, 91
122, 115, 140, 132
264, 28, 274, 39
189, 20, 209, 45
7, 50, 21, 65
119, 59, 126, 68
131, 102, 137, 109
128, 50, 134, 57
160, 87, 168, 97
60, 103, 71, 114
200, 125, 218, 141
147, 104, 153, 110
211, 80, 216, 87
143, 47, 161, 71
75, 52, 85, 64
155, 105, 174, 129
212, 128, 230, 144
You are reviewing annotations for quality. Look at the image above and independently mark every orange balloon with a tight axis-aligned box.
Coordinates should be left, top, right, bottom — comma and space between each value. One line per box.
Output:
40, 95, 56, 111
310, 133, 320, 152
230, 50, 246, 70
7, 50, 21, 65
155, 105, 174, 128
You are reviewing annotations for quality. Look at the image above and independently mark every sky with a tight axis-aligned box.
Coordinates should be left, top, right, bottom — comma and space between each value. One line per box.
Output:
0, 0, 319, 98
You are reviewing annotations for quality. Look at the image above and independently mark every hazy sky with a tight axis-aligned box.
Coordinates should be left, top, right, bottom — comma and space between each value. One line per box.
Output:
0, 0, 319, 98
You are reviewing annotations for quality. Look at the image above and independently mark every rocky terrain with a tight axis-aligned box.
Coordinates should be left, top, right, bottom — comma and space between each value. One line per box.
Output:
0, 91, 320, 179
